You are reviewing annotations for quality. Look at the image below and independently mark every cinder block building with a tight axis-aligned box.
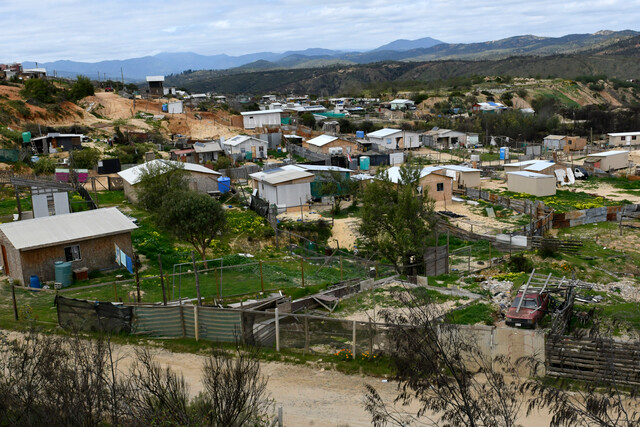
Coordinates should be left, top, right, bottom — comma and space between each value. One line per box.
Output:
0, 208, 137, 285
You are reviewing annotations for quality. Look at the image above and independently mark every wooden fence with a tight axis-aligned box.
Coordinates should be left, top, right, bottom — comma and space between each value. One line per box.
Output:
546, 335, 640, 386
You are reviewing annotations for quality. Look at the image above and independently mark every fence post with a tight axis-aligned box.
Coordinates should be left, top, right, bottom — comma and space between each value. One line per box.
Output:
278, 406, 283, 427
179, 304, 186, 338
134, 253, 141, 303
304, 312, 309, 353
489, 242, 492, 267
194, 305, 199, 342
158, 254, 167, 306
340, 255, 343, 281
260, 260, 264, 293
275, 307, 280, 352
300, 257, 305, 287
192, 251, 202, 306
11, 282, 18, 321
368, 320, 373, 355
352, 320, 357, 356
214, 267, 221, 299
468, 246, 471, 273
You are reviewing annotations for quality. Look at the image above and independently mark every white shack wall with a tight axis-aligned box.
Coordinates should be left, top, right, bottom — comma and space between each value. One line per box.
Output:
276, 182, 311, 207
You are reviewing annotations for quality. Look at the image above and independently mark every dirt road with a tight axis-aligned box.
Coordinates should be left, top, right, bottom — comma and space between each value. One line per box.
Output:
108, 342, 555, 427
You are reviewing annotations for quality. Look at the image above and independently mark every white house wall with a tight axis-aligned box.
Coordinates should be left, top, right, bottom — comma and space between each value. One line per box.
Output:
276, 182, 311, 207
243, 113, 281, 129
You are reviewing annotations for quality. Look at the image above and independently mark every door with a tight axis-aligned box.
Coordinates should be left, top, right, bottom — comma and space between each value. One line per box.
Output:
251, 146, 257, 159
2, 245, 9, 275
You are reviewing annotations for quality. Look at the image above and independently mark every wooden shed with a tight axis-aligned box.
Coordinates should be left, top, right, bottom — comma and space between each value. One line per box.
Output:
302, 134, 357, 155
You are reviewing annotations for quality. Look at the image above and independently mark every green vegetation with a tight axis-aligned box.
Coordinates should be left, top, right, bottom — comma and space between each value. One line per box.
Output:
68, 75, 95, 102
20, 78, 60, 104
445, 302, 496, 325
502, 189, 628, 213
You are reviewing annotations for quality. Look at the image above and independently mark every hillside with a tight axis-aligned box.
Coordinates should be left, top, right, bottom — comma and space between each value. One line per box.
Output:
0, 82, 238, 146
166, 52, 640, 96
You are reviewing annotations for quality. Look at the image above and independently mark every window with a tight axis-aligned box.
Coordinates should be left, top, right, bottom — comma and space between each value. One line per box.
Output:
436, 183, 444, 192
64, 245, 81, 262
633, 136, 637, 141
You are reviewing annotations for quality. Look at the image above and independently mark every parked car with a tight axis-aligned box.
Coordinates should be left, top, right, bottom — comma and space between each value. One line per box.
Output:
505, 290, 550, 328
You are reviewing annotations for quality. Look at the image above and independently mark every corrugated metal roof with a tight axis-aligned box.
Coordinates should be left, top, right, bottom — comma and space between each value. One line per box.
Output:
504, 160, 544, 168
306, 135, 338, 147
250, 168, 314, 185
117, 159, 220, 185
193, 141, 223, 153
282, 164, 352, 173
367, 128, 401, 138
384, 166, 446, 184
146, 75, 164, 82
437, 164, 481, 173
608, 132, 640, 137
223, 135, 267, 147
0, 207, 137, 251
507, 171, 553, 178
524, 161, 556, 172
240, 109, 283, 116
544, 135, 567, 140
587, 150, 630, 157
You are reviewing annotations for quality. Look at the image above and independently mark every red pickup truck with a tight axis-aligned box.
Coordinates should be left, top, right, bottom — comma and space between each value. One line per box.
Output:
505, 291, 550, 328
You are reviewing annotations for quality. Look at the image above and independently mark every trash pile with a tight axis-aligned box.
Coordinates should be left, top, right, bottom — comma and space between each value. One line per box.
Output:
481, 279, 514, 308
592, 279, 640, 302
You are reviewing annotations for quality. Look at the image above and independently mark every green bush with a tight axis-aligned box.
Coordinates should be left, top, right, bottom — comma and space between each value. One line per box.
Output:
21, 79, 60, 104
68, 75, 95, 102
72, 148, 101, 169
32, 156, 56, 175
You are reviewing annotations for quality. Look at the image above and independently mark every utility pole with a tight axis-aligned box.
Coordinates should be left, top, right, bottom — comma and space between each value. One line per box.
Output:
121, 67, 124, 87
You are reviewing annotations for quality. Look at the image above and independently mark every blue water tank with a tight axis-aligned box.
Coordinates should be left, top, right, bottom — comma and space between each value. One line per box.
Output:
356, 130, 365, 138
218, 176, 231, 194
54, 261, 73, 288
29, 274, 41, 289
162, 104, 168, 112
360, 156, 370, 171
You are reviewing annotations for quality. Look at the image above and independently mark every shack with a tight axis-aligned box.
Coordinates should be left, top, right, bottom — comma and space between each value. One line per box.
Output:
146, 76, 164, 98
241, 109, 283, 130
506, 171, 556, 197
584, 150, 629, 172
117, 159, 221, 202
436, 165, 481, 189
222, 135, 268, 161
366, 128, 421, 150
29, 133, 83, 154
0, 208, 136, 286
383, 166, 453, 205
302, 134, 357, 155
250, 168, 314, 211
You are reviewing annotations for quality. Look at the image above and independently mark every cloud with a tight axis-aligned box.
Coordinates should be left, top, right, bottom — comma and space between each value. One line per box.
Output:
0, 0, 639, 62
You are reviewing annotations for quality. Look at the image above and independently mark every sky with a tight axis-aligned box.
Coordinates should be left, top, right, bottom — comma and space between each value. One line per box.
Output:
2, 0, 640, 63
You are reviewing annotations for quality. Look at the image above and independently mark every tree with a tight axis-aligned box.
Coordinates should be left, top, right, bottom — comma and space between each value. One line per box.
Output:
158, 190, 226, 266
135, 161, 189, 212
71, 147, 101, 169
359, 164, 438, 273
364, 285, 525, 427
300, 112, 316, 129
68, 75, 95, 102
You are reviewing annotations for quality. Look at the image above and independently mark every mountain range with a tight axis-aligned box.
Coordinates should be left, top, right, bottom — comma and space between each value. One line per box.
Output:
21, 30, 638, 82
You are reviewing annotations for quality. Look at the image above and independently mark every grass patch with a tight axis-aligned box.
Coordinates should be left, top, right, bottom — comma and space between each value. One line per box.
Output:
503, 189, 628, 213
446, 302, 496, 325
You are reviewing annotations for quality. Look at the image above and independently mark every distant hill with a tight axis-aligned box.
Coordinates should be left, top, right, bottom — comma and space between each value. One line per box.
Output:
372, 37, 443, 52
23, 30, 640, 81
